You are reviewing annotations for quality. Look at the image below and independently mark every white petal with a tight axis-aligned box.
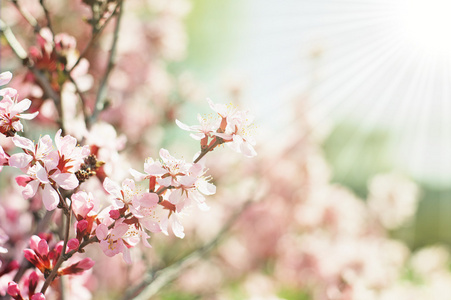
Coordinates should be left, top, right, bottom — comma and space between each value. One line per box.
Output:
103, 177, 123, 199
18, 111, 39, 120
11, 99, 31, 115
43, 184, 59, 211
53, 173, 79, 190
12, 135, 35, 152
171, 215, 185, 239
0, 72, 12, 86
23, 180, 39, 199
175, 119, 192, 131
129, 168, 147, 181
9, 153, 33, 169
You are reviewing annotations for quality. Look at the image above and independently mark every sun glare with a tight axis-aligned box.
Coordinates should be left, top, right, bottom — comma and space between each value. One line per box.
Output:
398, 0, 451, 57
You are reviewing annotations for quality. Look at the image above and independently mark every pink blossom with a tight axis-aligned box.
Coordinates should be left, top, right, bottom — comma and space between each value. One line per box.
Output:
156, 148, 191, 187
167, 164, 215, 212
54, 129, 90, 172
129, 157, 166, 182
160, 210, 185, 239
71, 191, 98, 219
207, 98, 237, 120
215, 110, 257, 157
103, 177, 159, 217
175, 113, 220, 140
18, 163, 78, 211
9, 135, 53, 170
0, 95, 39, 137
96, 222, 131, 263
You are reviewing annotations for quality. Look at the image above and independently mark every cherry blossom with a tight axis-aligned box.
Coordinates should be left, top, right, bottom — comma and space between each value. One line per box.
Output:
96, 222, 131, 263
54, 129, 90, 173
215, 109, 257, 158
103, 177, 159, 218
175, 113, 220, 141
15, 162, 78, 211
0, 72, 39, 137
9, 135, 54, 170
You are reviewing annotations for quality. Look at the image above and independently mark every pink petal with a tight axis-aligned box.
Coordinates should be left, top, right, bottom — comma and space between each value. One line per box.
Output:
112, 223, 129, 238
18, 111, 39, 120
198, 180, 216, 195
144, 162, 166, 176
96, 224, 108, 240
36, 165, 50, 183
139, 193, 159, 208
11, 99, 31, 115
12, 135, 35, 152
103, 177, 123, 199
122, 246, 132, 264
23, 180, 39, 199
175, 119, 191, 131
171, 215, 185, 239
42, 184, 59, 211
37, 239, 49, 256
9, 153, 33, 169
31, 293, 46, 300
0, 71, 12, 86
52, 173, 79, 190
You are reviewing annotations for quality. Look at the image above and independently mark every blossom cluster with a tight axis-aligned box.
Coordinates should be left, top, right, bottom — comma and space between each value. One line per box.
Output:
0, 66, 256, 298
0, 72, 38, 137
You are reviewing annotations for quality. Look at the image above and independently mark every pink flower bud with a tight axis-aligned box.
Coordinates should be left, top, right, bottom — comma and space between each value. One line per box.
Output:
78, 257, 95, 270
109, 209, 121, 220
58, 258, 95, 275
37, 239, 49, 257
28, 271, 39, 295
67, 238, 79, 251
23, 249, 39, 266
76, 220, 88, 233
15, 175, 32, 187
7, 282, 20, 297
31, 293, 46, 300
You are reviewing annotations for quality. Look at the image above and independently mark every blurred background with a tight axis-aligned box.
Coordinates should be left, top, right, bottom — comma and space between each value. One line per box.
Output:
182, 0, 451, 249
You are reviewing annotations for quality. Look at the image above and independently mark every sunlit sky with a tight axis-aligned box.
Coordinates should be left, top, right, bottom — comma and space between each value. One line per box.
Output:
188, 0, 451, 187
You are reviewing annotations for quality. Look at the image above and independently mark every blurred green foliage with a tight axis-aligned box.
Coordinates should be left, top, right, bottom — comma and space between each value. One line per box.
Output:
323, 121, 393, 199
322, 120, 451, 249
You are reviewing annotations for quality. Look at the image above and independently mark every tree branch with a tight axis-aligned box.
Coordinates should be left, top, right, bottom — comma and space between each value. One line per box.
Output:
90, 0, 123, 124
124, 200, 253, 300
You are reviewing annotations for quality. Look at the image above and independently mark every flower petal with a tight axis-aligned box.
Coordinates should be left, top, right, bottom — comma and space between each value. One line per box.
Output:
42, 184, 59, 211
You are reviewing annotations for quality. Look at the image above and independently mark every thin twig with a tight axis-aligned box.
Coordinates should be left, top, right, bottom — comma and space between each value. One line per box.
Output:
90, 0, 123, 124
69, 1, 123, 73
40, 199, 72, 294
68, 74, 91, 129
194, 139, 222, 163
124, 200, 253, 300
39, 0, 54, 36
10, 0, 40, 32
0, 19, 28, 59
1, 19, 65, 132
